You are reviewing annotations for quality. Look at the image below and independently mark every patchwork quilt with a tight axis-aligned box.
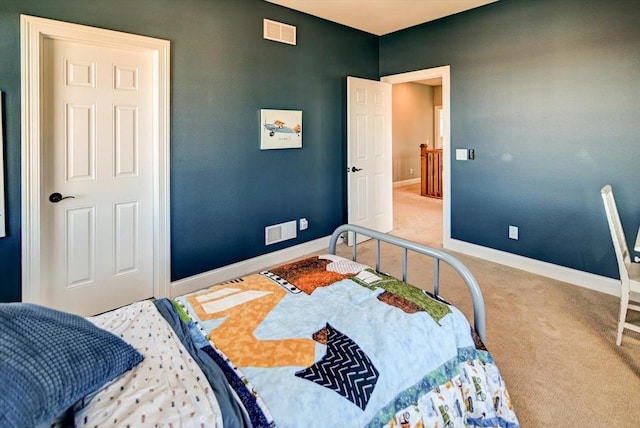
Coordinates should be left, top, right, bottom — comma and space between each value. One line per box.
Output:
174, 254, 519, 428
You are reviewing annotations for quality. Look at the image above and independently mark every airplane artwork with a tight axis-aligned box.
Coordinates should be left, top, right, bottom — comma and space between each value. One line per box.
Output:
264, 119, 301, 137
260, 109, 303, 150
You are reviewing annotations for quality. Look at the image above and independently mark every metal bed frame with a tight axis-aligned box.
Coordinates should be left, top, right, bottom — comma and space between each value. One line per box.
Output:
328, 224, 487, 343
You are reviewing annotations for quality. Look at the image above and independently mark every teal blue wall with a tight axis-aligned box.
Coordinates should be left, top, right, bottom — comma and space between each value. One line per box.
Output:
0, 0, 379, 301
2, 0, 638, 302
381, 0, 640, 278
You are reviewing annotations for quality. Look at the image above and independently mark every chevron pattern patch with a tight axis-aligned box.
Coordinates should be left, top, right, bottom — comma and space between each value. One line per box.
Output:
295, 323, 379, 410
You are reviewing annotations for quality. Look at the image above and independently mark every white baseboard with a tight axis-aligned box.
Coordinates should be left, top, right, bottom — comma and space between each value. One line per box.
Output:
170, 235, 331, 297
393, 178, 420, 188
171, 232, 620, 300
445, 238, 620, 297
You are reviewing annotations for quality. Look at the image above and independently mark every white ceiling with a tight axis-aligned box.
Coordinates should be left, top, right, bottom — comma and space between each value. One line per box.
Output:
265, 0, 499, 36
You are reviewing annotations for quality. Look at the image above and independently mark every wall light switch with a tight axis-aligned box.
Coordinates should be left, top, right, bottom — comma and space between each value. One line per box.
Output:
456, 149, 468, 161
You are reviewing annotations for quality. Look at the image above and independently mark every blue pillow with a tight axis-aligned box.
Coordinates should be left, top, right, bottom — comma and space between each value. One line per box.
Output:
0, 303, 144, 427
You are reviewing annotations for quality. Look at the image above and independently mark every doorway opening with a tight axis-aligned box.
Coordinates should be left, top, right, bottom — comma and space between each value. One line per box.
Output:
381, 66, 451, 248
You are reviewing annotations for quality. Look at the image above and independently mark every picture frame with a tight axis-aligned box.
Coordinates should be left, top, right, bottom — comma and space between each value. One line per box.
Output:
260, 109, 302, 150
0, 90, 5, 238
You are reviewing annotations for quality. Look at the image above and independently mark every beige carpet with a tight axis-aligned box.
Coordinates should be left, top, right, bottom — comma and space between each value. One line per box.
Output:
330, 184, 640, 427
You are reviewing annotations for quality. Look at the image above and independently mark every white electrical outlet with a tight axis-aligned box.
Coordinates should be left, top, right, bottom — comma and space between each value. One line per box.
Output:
410, 168, 414, 175
299, 218, 308, 231
509, 225, 519, 240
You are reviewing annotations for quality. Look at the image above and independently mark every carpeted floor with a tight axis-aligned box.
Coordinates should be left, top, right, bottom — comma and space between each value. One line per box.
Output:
332, 184, 640, 427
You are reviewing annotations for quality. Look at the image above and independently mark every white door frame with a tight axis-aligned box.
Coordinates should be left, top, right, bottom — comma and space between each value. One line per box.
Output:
381, 66, 452, 247
20, 15, 171, 303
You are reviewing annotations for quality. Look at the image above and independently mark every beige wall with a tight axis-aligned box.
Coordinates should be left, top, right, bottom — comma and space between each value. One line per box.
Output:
434, 85, 442, 106
433, 85, 443, 148
392, 82, 434, 182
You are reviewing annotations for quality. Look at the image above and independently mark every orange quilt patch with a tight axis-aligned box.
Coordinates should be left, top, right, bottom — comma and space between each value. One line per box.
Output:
186, 275, 315, 368
268, 257, 354, 294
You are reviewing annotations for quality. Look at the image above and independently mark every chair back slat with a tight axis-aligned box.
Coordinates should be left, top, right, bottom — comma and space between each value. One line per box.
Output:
601, 185, 630, 280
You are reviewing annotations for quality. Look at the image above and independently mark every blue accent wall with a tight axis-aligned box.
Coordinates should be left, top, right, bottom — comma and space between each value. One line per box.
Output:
380, 0, 640, 279
1, 0, 638, 302
0, 0, 378, 301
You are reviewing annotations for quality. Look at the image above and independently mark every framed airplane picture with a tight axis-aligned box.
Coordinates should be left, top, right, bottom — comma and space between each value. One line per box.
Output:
260, 109, 302, 150
0, 91, 5, 237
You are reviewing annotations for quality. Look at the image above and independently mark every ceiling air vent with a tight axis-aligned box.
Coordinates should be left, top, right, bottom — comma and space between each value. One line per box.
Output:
264, 19, 296, 45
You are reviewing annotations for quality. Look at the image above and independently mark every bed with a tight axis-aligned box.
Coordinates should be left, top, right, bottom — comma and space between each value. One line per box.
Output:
0, 224, 519, 428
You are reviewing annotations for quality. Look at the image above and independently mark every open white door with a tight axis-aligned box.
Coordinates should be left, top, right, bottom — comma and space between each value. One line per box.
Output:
346, 76, 392, 245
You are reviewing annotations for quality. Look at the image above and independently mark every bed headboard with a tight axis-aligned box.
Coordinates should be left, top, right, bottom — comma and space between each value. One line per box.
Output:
329, 224, 486, 343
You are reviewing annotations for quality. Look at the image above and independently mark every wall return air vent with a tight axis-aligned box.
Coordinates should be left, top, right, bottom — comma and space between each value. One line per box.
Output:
264, 19, 296, 45
265, 220, 297, 245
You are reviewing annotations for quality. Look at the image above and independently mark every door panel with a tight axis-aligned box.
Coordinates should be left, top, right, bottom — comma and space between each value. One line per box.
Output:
114, 106, 139, 177
66, 103, 95, 181
356, 176, 368, 221
66, 206, 95, 287
114, 201, 139, 275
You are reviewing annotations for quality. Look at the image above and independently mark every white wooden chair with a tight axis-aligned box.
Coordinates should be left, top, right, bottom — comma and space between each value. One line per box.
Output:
601, 185, 640, 345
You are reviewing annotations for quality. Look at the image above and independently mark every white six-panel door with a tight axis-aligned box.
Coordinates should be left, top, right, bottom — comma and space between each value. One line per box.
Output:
22, 15, 171, 316
39, 36, 155, 315
347, 76, 393, 245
